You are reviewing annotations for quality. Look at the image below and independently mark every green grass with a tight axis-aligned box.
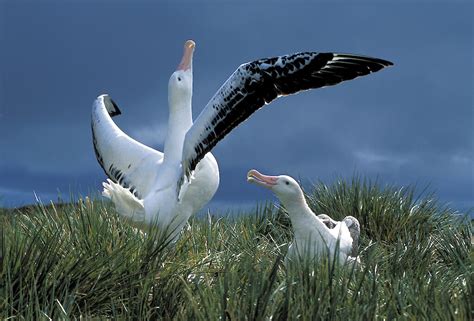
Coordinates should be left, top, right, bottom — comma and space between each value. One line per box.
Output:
0, 177, 471, 320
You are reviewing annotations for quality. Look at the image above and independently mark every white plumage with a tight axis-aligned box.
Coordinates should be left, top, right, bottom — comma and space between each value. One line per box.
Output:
92, 41, 219, 241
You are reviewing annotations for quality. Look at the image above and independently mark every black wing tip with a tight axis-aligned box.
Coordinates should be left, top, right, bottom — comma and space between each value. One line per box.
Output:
100, 94, 122, 117
333, 53, 394, 67
109, 98, 122, 117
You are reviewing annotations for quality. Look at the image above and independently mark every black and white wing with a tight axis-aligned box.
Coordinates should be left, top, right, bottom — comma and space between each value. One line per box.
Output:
181, 52, 392, 177
91, 94, 164, 199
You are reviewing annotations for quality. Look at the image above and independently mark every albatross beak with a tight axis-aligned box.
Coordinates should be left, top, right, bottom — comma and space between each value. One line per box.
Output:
247, 169, 278, 189
177, 40, 195, 71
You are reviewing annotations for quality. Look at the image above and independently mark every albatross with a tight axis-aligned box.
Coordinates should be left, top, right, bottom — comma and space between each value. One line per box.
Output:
247, 169, 358, 264
91, 40, 392, 241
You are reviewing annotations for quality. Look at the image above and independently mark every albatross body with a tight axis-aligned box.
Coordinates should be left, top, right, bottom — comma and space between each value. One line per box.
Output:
92, 93, 219, 238
247, 170, 356, 264
92, 40, 392, 241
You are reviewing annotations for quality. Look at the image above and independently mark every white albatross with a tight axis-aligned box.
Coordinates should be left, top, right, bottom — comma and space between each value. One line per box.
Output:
92, 40, 392, 241
247, 170, 358, 264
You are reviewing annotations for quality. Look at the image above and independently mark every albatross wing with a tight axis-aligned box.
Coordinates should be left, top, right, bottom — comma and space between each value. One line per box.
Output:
92, 94, 164, 199
181, 52, 392, 178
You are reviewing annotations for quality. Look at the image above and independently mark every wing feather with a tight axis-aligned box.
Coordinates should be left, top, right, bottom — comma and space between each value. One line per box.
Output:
181, 52, 392, 178
91, 94, 164, 198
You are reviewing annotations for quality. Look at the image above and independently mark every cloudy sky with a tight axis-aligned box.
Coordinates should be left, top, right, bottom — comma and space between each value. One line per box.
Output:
1, 0, 472, 213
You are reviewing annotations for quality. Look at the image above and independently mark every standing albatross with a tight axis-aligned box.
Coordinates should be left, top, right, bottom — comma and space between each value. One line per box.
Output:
92, 40, 392, 241
247, 170, 357, 264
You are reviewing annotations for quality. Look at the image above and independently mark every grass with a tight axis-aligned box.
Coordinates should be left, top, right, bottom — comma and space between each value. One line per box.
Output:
0, 177, 471, 320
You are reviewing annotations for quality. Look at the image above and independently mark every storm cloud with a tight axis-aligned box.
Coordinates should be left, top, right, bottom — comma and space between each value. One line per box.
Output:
1, 1, 472, 212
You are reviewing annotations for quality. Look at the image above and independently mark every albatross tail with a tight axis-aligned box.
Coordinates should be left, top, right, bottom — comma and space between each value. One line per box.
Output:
102, 179, 145, 223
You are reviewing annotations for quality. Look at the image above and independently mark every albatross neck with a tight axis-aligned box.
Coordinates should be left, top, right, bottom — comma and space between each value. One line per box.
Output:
282, 196, 327, 235
163, 100, 193, 163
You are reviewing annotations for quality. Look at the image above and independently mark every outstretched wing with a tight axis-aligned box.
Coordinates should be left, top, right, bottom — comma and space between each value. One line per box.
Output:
91, 94, 164, 199
181, 52, 392, 178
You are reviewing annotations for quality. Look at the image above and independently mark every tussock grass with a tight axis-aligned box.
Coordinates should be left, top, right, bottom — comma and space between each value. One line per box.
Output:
0, 178, 471, 320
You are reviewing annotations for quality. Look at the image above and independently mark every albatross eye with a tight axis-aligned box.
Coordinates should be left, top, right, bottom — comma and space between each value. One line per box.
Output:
177, 77, 182, 81
285, 181, 290, 185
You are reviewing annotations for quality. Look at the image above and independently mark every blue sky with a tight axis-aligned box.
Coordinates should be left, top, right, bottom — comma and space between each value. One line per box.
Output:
1, 1, 472, 213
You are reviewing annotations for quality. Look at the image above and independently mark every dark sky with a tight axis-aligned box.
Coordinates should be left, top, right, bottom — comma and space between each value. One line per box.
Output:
1, 1, 472, 213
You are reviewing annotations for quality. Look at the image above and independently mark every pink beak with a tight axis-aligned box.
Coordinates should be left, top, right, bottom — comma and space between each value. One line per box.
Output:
177, 40, 195, 71
247, 169, 278, 188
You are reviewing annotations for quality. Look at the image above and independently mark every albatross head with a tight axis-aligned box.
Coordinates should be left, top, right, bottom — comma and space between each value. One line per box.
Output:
168, 40, 195, 106
247, 169, 305, 206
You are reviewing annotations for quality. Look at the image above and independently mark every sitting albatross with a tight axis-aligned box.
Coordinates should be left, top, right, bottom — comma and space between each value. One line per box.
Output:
247, 169, 358, 264
92, 40, 392, 241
